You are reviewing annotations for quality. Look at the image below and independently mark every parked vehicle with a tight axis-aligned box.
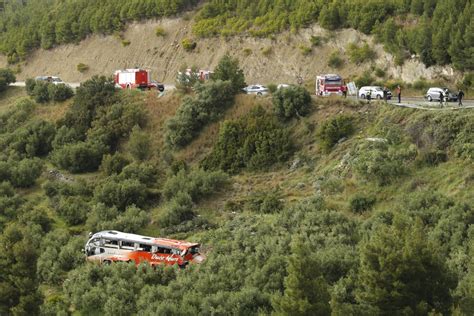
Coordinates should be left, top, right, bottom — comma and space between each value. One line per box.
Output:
114, 68, 164, 91
84, 230, 205, 268
425, 87, 458, 102
358, 86, 392, 100
243, 84, 269, 95
277, 84, 291, 90
35, 76, 64, 85
316, 74, 344, 96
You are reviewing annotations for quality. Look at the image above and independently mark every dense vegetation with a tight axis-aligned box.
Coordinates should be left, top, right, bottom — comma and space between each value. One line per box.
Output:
0, 56, 473, 315
1, 0, 473, 70
194, 0, 474, 70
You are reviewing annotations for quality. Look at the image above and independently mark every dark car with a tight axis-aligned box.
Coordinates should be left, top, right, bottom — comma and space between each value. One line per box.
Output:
148, 80, 165, 92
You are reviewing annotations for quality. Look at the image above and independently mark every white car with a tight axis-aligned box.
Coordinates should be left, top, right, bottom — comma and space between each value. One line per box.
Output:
277, 84, 291, 90
358, 86, 392, 100
243, 84, 269, 96
35, 76, 65, 85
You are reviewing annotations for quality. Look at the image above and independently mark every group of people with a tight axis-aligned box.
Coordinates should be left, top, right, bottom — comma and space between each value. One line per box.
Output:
438, 88, 465, 107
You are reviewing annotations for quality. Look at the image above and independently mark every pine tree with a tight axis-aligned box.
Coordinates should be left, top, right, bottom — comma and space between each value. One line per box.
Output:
272, 238, 331, 316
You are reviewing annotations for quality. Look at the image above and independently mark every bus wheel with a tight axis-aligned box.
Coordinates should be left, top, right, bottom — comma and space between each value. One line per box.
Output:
103, 260, 112, 265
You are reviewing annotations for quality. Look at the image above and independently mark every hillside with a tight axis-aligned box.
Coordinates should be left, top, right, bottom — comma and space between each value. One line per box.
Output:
0, 17, 462, 86
0, 65, 473, 314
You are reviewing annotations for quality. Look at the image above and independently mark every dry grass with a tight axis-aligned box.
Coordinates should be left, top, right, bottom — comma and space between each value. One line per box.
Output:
34, 100, 72, 122
0, 87, 27, 113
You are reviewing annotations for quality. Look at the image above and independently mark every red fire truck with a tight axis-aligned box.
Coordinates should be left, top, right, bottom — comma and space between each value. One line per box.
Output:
84, 230, 205, 268
316, 74, 344, 96
114, 69, 164, 91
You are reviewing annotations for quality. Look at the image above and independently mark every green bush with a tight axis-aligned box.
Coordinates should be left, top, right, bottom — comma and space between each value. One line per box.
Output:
272, 85, 312, 120
416, 148, 448, 166
121, 39, 131, 47
155, 27, 166, 37
0, 158, 44, 188
94, 177, 148, 211
160, 192, 195, 227
203, 106, 293, 173
77, 63, 89, 73
349, 194, 376, 214
48, 83, 74, 102
212, 54, 246, 94
317, 115, 355, 152
32, 81, 50, 103
52, 141, 107, 173
353, 142, 416, 185
347, 43, 376, 64
299, 45, 312, 56
355, 71, 375, 88
374, 68, 386, 78
56, 196, 89, 225
246, 190, 283, 214
128, 125, 152, 161
328, 51, 344, 68
166, 80, 235, 148
25, 78, 36, 96
0, 68, 16, 92
101, 153, 130, 175
310, 35, 324, 46
162, 168, 229, 202
182, 38, 196, 51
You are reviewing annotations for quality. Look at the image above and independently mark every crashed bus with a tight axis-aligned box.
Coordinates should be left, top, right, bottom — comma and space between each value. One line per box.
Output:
84, 230, 205, 268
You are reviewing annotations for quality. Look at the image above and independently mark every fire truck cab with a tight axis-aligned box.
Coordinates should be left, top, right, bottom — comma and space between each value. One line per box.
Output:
316, 74, 344, 96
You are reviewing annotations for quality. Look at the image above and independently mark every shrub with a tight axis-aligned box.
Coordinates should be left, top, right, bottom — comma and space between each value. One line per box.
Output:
416, 148, 448, 166
318, 115, 355, 152
101, 153, 130, 175
355, 71, 375, 87
243, 48, 252, 56
299, 45, 312, 56
347, 43, 376, 64
111, 206, 149, 233
52, 141, 107, 173
328, 51, 344, 68
94, 177, 148, 210
374, 68, 386, 78
0, 68, 16, 92
77, 63, 89, 73
128, 125, 152, 161
182, 38, 196, 51
25, 78, 36, 95
261, 46, 272, 56
212, 54, 246, 94
349, 194, 376, 214
176, 65, 200, 93
310, 35, 324, 46
121, 39, 131, 47
272, 85, 312, 120
203, 106, 293, 173
32, 81, 50, 103
48, 83, 74, 102
160, 192, 195, 227
246, 190, 283, 214
165, 80, 235, 148
56, 196, 89, 225
162, 168, 229, 201
155, 27, 166, 37
353, 142, 416, 185
267, 84, 277, 93
0, 158, 45, 188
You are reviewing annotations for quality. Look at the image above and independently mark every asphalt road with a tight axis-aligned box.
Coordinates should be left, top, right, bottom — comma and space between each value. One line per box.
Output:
10, 82, 474, 109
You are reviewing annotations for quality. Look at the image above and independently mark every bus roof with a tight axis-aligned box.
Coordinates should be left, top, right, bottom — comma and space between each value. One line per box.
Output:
91, 230, 199, 249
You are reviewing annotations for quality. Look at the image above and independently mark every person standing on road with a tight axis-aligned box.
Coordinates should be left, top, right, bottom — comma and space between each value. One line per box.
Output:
396, 85, 401, 103
444, 88, 449, 107
458, 89, 464, 107
342, 85, 347, 98
383, 86, 388, 103
439, 91, 444, 107
367, 89, 372, 104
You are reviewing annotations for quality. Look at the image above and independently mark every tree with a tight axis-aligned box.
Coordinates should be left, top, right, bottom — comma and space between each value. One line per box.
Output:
0, 68, 16, 92
273, 238, 331, 316
272, 85, 312, 120
356, 215, 455, 314
128, 125, 152, 161
212, 54, 246, 94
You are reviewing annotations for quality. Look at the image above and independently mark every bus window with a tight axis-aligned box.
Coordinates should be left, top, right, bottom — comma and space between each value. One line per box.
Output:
104, 239, 118, 248
140, 244, 152, 252
121, 241, 134, 249
171, 248, 181, 255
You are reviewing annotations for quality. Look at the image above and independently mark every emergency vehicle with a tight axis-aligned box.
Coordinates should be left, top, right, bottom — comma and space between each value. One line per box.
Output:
114, 69, 164, 91
316, 74, 344, 96
84, 230, 205, 268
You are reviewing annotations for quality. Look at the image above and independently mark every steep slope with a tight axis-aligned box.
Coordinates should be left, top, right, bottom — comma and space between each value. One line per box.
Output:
1, 17, 458, 85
